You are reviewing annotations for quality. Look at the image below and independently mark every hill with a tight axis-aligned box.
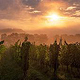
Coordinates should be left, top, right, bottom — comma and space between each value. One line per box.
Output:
0, 28, 25, 34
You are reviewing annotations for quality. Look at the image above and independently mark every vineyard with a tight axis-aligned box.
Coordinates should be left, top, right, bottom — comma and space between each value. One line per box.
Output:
0, 37, 80, 80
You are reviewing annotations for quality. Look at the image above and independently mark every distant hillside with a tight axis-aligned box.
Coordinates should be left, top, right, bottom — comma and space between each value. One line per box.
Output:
0, 28, 25, 34
25, 27, 80, 37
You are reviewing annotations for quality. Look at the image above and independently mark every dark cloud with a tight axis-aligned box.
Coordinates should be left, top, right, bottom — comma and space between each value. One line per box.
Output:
0, 0, 14, 10
22, 0, 41, 8
0, 0, 25, 20
0, 0, 80, 10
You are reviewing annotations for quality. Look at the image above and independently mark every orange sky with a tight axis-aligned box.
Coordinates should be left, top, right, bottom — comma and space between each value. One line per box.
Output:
0, 0, 80, 33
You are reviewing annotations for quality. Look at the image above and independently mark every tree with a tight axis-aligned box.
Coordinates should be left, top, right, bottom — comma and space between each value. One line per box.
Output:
0, 42, 22, 80
29, 43, 37, 66
60, 41, 71, 71
37, 44, 47, 68
21, 37, 31, 80
49, 40, 60, 79
60, 44, 70, 71
69, 44, 80, 71
11, 40, 21, 66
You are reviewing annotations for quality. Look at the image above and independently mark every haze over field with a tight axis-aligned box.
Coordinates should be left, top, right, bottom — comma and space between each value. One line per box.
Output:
0, 0, 80, 34
1, 1, 80, 80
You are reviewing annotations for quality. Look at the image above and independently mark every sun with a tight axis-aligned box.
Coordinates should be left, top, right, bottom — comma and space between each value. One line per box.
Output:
46, 13, 60, 22
44, 13, 65, 27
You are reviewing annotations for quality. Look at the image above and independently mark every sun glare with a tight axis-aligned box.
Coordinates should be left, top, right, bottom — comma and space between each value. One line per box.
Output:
46, 14, 60, 21
44, 13, 66, 28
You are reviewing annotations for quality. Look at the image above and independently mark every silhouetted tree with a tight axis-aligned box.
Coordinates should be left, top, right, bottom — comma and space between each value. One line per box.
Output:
49, 40, 60, 79
21, 37, 31, 80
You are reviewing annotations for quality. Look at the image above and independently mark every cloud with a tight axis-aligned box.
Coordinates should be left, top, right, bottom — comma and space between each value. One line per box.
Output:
0, 0, 80, 19
22, 0, 40, 8
72, 10, 80, 17
0, 0, 23, 10
0, 0, 13, 10
0, 0, 80, 31
66, 6, 76, 10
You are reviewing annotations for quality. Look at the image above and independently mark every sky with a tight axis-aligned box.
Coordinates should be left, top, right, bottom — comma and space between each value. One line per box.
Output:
0, 0, 80, 33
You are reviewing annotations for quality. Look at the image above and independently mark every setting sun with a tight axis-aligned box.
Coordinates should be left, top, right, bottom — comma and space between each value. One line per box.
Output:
44, 13, 65, 27
46, 14, 60, 22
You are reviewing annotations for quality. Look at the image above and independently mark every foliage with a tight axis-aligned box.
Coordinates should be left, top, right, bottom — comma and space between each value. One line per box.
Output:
0, 39, 80, 80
